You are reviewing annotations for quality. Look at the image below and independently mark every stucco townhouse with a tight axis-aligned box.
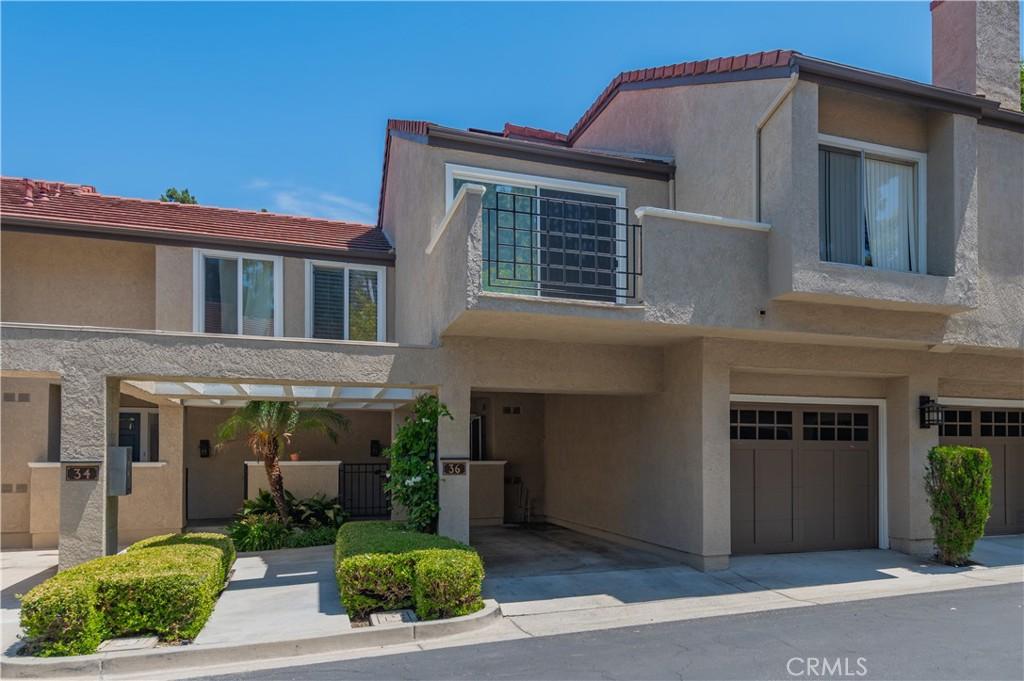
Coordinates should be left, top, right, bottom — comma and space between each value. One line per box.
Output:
1, 1, 1021, 572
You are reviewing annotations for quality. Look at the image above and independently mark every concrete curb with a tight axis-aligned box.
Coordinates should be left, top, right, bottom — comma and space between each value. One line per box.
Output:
0, 600, 502, 679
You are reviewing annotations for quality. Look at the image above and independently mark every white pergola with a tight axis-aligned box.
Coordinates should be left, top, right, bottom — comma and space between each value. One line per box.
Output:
123, 380, 432, 411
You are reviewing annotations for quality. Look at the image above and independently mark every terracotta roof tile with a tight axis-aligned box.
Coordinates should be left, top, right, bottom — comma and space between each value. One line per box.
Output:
567, 49, 796, 142
1, 177, 391, 256
501, 123, 568, 145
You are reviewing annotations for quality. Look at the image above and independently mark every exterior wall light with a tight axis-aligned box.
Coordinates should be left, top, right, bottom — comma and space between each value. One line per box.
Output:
919, 396, 946, 429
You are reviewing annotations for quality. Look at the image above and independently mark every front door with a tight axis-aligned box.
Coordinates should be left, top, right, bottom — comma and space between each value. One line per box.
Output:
118, 412, 142, 462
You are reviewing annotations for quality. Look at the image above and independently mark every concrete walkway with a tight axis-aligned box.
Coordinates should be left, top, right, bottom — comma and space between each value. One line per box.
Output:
1, 549, 58, 654
196, 545, 351, 645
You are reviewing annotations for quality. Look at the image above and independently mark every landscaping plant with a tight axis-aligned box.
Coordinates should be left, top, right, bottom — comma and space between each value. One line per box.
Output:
334, 521, 484, 620
229, 491, 347, 551
19, 533, 234, 656
924, 445, 992, 565
384, 394, 452, 532
216, 401, 349, 523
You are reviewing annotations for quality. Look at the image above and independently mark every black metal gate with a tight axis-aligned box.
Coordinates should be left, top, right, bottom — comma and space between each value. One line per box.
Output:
340, 463, 390, 518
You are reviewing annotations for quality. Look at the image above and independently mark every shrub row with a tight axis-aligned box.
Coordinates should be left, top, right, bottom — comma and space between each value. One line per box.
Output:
334, 521, 484, 621
19, 533, 235, 657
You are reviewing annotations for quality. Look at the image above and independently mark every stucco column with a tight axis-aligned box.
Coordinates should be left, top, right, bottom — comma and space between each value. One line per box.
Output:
698, 351, 731, 569
158, 401, 186, 531
436, 381, 470, 544
886, 374, 939, 556
58, 372, 119, 569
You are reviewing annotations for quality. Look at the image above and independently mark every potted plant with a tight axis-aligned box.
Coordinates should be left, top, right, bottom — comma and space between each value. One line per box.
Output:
289, 451, 301, 461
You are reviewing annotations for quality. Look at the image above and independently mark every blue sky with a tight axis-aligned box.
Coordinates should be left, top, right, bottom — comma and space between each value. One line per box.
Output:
2, 2, 1020, 224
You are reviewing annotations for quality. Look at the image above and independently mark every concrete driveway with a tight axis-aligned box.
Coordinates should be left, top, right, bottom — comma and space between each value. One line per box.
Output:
473, 524, 1024, 615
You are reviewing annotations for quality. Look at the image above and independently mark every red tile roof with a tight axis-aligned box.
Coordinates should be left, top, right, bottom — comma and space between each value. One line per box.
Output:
501, 123, 568, 145
567, 49, 796, 142
1, 177, 392, 257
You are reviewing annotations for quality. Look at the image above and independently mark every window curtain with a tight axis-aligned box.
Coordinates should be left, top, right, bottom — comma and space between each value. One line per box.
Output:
312, 266, 345, 340
863, 158, 916, 272
241, 259, 275, 336
818, 148, 862, 266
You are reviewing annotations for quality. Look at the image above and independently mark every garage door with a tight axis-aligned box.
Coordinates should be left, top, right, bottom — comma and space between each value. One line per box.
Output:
939, 407, 1024, 536
730, 403, 878, 554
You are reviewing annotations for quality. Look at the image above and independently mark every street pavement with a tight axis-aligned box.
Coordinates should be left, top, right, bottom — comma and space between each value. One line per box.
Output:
194, 583, 1024, 681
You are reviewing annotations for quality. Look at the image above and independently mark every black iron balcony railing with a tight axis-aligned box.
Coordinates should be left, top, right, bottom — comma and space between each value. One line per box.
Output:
482, 191, 642, 303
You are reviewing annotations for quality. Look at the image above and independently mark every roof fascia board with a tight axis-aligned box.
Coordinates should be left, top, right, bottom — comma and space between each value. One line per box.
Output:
1, 218, 396, 265
426, 127, 675, 181
793, 55, 1024, 133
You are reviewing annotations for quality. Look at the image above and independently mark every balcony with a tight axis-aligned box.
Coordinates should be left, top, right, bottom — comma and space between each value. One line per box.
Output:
481, 191, 642, 303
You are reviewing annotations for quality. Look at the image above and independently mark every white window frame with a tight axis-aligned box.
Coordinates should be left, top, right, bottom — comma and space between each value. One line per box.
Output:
303, 260, 387, 342
818, 133, 927, 274
192, 249, 284, 336
445, 164, 629, 302
117, 407, 159, 463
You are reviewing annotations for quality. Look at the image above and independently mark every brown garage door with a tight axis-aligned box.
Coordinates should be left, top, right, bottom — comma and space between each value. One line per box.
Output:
939, 407, 1024, 536
730, 404, 878, 554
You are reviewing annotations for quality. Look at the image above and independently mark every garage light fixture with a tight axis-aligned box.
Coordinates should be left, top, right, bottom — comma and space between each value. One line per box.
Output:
919, 396, 946, 429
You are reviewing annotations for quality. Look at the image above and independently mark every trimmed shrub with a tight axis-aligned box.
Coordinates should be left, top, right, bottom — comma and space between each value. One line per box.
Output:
924, 445, 992, 565
412, 549, 485, 620
19, 533, 234, 657
334, 521, 484, 621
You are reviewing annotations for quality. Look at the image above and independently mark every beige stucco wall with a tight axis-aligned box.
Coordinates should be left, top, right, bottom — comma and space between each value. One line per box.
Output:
1, 231, 155, 329
381, 134, 671, 345
1, 377, 53, 548
184, 406, 392, 519
471, 391, 545, 520
568, 76, 1016, 350
245, 461, 342, 501
818, 87, 929, 152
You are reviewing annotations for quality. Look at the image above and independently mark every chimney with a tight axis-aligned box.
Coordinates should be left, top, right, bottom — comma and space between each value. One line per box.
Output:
931, 0, 1021, 111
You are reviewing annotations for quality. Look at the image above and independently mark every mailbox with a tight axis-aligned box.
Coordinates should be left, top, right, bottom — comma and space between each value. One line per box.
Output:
107, 446, 133, 496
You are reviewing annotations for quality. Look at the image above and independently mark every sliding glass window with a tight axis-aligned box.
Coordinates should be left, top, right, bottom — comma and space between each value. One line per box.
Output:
306, 263, 386, 342
197, 251, 281, 336
818, 136, 925, 274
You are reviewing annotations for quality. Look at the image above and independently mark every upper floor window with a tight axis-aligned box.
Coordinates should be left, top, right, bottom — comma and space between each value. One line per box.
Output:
818, 134, 926, 274
193, 250, 282, 336
304, 261, 386, 342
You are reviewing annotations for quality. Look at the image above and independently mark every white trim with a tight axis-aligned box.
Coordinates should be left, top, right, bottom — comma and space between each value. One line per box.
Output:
27, 460, 166, 469
427, 183, 485, 255
444, 163, 626, 211
938, 397, 1024, 408
730, 394, 889, 550
818, 133, 928, 274
27, 462, 60, 468
634, 206, 771, 233
192, 249, 284, 337
303, 260, 387, 342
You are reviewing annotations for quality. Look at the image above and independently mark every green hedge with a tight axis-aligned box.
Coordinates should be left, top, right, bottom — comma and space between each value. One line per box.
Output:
20, 533, 235, 657
334, 521, 483, 620
924, 445, 992, 565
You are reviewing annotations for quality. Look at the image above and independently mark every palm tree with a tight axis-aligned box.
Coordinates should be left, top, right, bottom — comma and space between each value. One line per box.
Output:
216, 401, 349, 523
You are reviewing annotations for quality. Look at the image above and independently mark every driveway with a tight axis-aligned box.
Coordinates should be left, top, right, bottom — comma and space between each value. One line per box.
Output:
473, 524, 1024, 616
